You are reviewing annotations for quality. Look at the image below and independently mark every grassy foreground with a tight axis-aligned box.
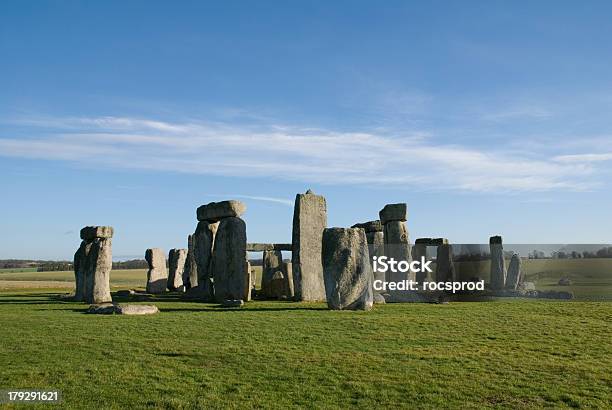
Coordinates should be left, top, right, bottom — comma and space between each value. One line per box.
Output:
0, 290, 610, 409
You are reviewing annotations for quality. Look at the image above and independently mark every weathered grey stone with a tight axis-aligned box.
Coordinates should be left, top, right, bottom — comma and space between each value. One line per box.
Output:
518, 281, 536, 291
489, 236, 506, 290
116, 304, 159, 315
167, 249, 187, 291
261, 250, 283, 299
322, 228, 373, 311
87, 303, 116, 314
269, 271, 286, 299
351, 220, 383, 233
183, 234, 197, 289
211, 217, 248, 302
383, 220, 412, 282
221, 299, 244, 307
292, 190, 327, 301
505, 254, 521, 290
246, 243, 292, 252
435, 243, 456, 283
73, 240, 89, 302
80, 226, 114, 240
379, 203, 407, 224
243, 260, 252, 302
284, 262, 294, 299
193, 221, 218, 299
196, 200, 246, 222
373, 293, 386, 304
84, 237, 112, 304
366, 231, 385, 291
412, 243, 428, 283
145, 248, 167, 294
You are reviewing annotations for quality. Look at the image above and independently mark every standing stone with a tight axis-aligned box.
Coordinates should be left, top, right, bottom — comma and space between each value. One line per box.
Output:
269, 271, 286, 299
145, 248, 167, 294
211, 217, 248, 302
506, 253, 521, 290
86, 237, 113, 304
183, 234, 197, 289
73, 241, 89, 301
353, 221, 385, 293
489, 236, 506, 290
383, 221, 412, 282
379, 203, 407, 224
283, 262, 295, 299
193, 221, 218, 299
435, 242, 456, 283
322, 228, 373, 310
292, 189, 327, 301
168, 248, 187, 291
261, 249, 283, 298
243, 260, 252, 301
412, 238, 430, 283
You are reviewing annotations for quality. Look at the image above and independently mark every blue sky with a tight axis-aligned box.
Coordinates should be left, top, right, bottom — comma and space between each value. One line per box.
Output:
1, 1, 612, 259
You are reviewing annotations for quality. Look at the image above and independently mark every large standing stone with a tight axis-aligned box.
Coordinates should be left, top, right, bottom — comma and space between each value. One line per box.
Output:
506, 253, 521, 290
80, 226, 114, 240
283, 262, 295, 299
435, 242, 456, 283
167, 248, 187, 291
489, 235, 506, 290
379, 203, 407, 224
261, 249, 283, 298
193, 221, 218, 299
145, 248, 167, 294
73, 240, 89, 301
196, 200, 246, 222
183, 234, 197, 289
211, 217, 248, 302
382, 220, 412, 282
292, 189, 327, 301
358, 224, 385, 292
86, 237, 113, 304
243, 260, 252, 301
322, 228, 373, 310
412, 238, 430, 283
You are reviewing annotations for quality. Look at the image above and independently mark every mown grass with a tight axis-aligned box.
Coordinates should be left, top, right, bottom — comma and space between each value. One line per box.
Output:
0, 289, 610, 409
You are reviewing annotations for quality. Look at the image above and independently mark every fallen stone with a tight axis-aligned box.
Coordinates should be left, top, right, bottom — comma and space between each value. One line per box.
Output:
145, 248, 167, 294
116, 304, 159, 315
86, 303, 116, 314
211, 217, 248, 302
292, 189, 327, 301
167, 248, 187, 291
322, 227, 373, 311
518, 281, 536, 291
351, 220, 383, 233
379, 203, 407, 224
80, 226, 114, 240
196, 200, 246, 222
373, 293, 386, 304
221, 299, 244, 308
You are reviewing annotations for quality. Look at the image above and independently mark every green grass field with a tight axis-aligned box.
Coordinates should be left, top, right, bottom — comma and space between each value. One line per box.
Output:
0, 290, 610, 409
0, 261, 610, 408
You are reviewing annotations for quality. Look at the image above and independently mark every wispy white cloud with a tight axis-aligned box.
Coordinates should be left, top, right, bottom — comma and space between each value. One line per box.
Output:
0, 115, 603, 192
207, 194, 293, 207
553, 153, 612, 163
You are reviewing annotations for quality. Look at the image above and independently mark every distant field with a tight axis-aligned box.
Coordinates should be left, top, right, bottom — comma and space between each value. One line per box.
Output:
0, 267, 38, 273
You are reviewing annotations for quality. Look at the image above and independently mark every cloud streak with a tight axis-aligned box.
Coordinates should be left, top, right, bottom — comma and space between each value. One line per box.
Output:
0, 115, 602, 192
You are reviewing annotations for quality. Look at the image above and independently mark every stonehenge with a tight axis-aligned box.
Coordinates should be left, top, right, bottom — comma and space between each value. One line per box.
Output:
145, 248, 168, 294
261, 249, 283, 298
489, 235, 506, 290
435, 240, 456, 283
73, 226, 113, 304
322, 227, 373, 311
167, 248, 187, 291
380, 203, 412, 282
292, 189, 327, 301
